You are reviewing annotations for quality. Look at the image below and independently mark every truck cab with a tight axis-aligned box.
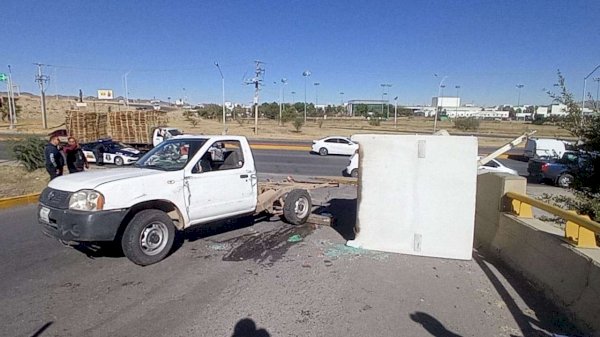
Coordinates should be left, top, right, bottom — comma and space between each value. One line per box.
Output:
152, 127, 183, 147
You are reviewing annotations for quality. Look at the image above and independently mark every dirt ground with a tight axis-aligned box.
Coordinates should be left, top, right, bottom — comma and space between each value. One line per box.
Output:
0, 166, 49, 198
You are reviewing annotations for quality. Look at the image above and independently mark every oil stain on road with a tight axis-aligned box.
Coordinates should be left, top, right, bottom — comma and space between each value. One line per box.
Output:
207, 224, 315, 266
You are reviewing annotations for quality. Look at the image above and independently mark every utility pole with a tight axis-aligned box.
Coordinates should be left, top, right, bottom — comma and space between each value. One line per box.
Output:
34, 63, 50, 129
246, 61, 265, 135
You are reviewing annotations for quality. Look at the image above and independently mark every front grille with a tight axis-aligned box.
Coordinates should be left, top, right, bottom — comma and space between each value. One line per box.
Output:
39, 188, 70, 209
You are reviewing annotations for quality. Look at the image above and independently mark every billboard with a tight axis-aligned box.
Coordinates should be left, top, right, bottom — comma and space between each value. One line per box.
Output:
97, 89, 114, 100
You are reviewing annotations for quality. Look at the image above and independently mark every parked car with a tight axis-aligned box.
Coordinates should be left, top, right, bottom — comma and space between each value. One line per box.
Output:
345, 154, 517, 178
81, 139, 141, 166
528, 151, 594, 187
311, 136, 358, 156
477, 158, 518, 175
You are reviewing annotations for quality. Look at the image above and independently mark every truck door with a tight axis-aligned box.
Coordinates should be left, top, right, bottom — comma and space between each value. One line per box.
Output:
153, 128, 164, 147
184, 140, 257, 222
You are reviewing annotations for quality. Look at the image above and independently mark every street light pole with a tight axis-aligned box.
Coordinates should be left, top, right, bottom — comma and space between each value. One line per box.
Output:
279, 78, 287, 126
7, 65, 16, 129
214, 62, 226, 134
582, 65, 600, 122
379, 83, 392, 118
314, 82, 320, 116
516, 84, 524, 107
394, 96, 398, 129
594, 77, 600, 111
455, 85, 460, 116
433, 74, 447, 132
302, 71, 311, 123
123, 71, 131, 107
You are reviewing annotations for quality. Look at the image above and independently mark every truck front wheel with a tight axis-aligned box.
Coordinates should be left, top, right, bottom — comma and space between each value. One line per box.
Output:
283, 189, 312, 225
121, 209, 175, 266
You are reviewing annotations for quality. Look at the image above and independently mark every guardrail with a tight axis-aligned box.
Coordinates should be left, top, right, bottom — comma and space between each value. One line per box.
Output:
506, 191, 599, 248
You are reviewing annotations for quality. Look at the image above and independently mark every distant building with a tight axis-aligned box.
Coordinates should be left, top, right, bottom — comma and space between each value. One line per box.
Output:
536, 106, 549, 117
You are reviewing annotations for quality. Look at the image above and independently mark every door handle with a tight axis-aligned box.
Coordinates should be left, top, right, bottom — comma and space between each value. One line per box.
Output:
240, 174, 248, 178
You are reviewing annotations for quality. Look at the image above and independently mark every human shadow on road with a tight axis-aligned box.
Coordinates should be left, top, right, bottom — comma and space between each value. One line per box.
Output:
314, 198, 357, 240
474, 251, 584, 337
410, 312, 462, 337
231, 318, 270, 337
29, 321, 53, 337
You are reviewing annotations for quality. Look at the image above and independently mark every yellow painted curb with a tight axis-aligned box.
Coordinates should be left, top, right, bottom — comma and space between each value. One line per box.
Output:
0, 193, 41, 209
250, 144, 311, 151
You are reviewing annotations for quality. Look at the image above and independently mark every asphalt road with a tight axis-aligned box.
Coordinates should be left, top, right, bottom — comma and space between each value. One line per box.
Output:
0, 186, 581, 337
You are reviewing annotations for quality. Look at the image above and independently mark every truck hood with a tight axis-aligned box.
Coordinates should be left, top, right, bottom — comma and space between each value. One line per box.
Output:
48, 168, 166, 192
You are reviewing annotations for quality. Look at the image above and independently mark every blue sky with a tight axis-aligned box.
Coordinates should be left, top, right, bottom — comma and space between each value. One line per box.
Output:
2, 0, 599, 106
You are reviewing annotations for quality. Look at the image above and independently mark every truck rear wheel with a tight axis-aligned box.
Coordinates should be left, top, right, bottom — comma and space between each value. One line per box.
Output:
557, 173, 574, 188
283, 189, 312, 225
121, 209, 175, 266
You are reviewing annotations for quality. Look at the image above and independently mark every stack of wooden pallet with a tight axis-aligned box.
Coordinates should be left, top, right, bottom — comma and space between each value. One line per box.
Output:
65, 110, 108, 142
107, 111, 168, 144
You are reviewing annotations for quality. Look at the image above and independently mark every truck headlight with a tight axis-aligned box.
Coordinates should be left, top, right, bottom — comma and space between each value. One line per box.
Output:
69, 190, 105, 211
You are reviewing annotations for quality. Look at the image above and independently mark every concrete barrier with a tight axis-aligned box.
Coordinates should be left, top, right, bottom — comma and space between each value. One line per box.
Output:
475, 173, 600, 334
0, 193, 41, 209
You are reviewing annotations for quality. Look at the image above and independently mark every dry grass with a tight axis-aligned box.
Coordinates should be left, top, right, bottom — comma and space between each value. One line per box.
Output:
0, 166, 49, 198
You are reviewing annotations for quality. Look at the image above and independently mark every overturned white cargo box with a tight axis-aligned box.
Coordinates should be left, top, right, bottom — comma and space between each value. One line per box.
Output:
347, 134, 477, 260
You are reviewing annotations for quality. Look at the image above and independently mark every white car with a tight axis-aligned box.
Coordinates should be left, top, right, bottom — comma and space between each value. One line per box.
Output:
477, 158, 518, 175
345, 154, 517, 178
311, 136, 358, 156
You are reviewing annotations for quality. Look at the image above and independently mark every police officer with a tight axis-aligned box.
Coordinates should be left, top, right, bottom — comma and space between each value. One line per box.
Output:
44, 135, 64, 180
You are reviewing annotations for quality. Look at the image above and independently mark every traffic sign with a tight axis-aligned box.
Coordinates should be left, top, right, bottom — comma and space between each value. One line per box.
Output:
0, 73, 7, 82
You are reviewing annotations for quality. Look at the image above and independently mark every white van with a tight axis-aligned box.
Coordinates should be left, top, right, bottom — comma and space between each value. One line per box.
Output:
524, 138, 567, 160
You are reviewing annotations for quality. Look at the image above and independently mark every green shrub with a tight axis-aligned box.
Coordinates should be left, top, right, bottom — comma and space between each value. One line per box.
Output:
454, 117, 480, 131
531, 115, 546, 125
12, 137, 46, 171
293, 118, 304, 132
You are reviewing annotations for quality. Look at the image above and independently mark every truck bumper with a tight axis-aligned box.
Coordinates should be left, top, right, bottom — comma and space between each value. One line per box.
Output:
38, 204, 128, 242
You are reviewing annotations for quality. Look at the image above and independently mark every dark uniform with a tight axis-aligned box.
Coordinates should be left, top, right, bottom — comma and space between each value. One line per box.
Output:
44, 142, 64, 180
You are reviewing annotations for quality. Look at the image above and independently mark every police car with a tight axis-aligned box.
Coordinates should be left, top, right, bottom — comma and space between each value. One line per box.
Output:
81, 139, 141, 166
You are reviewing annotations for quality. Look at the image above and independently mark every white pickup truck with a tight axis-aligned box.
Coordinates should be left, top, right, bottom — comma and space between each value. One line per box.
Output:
38, 135, 335, 265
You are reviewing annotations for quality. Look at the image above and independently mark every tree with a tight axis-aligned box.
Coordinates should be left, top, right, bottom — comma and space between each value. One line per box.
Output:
354, 104, 368, 117
546, 70, 584, 138
195, 104, 222, 119
543, 70, 600, 221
